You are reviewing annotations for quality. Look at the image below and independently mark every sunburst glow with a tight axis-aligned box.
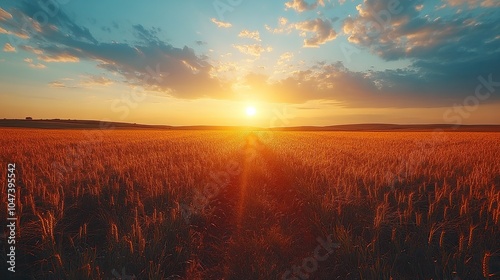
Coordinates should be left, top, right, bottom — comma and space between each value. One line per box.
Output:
246, 106, 257, 117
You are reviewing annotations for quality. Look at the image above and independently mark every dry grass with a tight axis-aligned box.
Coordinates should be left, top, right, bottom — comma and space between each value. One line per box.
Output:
0, 128, 499, 279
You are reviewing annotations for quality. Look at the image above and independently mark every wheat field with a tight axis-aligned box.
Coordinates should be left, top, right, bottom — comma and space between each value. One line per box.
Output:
1, 128, 499, 279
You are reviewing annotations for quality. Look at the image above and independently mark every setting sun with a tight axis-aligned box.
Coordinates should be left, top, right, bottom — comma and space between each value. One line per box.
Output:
246, 106, 257, 117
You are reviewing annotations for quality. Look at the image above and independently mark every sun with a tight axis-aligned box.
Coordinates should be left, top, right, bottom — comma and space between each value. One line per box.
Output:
245, 106, 257, 117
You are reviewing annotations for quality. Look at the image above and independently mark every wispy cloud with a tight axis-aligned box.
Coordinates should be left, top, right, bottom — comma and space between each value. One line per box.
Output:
446, 0, 500, 8
0, 26, 29, 39
24, 58, 46, 69
211, 18, 232, 28
0, 7, 12, 21
48, 75, 113, 88
48, 81, 67, 88
277, 52, 294, 65
238, 30, 261, 41
265, 17, 291, 34
3, 43, 16, 52
20, 45, 43, 55
266, 17, 338, 47
20, 45, 79, 62
233, 44, 273, 57
80, 75, 114, 87
39, 53, 80, 63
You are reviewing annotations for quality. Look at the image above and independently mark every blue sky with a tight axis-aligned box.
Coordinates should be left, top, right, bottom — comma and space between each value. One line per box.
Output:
0, 0, 499, 126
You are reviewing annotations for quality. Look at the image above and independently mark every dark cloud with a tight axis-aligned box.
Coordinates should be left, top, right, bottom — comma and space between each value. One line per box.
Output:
132, 24, 161, 43
17, 1, 98, 44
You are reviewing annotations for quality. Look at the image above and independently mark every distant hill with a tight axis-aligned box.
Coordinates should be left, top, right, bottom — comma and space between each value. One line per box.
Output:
273, 123, 500, 132
0, 119, 173, 130
0, 119, 500, 132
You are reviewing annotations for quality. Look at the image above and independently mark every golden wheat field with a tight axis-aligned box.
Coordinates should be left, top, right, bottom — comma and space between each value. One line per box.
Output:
1, 128, 500, 279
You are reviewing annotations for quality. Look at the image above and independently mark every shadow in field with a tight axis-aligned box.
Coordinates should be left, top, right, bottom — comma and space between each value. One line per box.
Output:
192, 132, 329, 279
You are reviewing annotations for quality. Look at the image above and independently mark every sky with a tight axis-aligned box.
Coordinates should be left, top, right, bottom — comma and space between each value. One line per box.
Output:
0, 0, 499, 126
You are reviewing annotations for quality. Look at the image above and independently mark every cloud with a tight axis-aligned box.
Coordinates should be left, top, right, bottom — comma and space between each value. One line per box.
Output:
48, 75, 113, 88
294, 18, 337, 47
24, 58, 46, 69
0, 1, 233, 100
211, 18, 232, 28
20, 44, 80, 62
132, 24, 162, 43
39, 53, 80, 63
274, 52, 296, 75
3, 43, 15, 52
233, 44, 273, 57
0, 25, 29, 39
339, 0, 500, 105
238, 58, 500, 108
284, 0, 325, 12
340, 0, 500, 62
3, 0, 498, 109
266, 17, 338, 47
80, 75, 114, 87
238, 30, 261, 41
0, 7, 12, 21
277, 52, 294, 65
265, 17, 291, 34
17, 2, 97, 44
20, 45, 43, 55
237, 62, 385, 105
48, 81, 67, 88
